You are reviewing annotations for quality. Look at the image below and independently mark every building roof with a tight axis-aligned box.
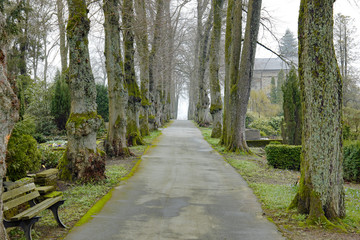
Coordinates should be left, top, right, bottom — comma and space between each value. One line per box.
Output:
254, 58, 298, 71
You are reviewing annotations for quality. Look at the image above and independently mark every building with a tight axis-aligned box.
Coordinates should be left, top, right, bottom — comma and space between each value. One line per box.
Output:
252, 58, 297, 93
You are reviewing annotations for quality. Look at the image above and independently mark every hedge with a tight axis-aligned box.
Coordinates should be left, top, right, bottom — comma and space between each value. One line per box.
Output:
343, 141, 360, 182
246, 139, 283, 148
265, 144, 301, 170
265, 141, 360, 183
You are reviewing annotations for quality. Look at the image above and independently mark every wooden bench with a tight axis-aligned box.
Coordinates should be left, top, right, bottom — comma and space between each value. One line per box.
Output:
3, 178, 66, 240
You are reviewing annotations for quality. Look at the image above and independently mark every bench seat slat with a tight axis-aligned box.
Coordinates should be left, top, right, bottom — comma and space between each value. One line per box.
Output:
4, 191, 40, 211
36, 186, 55, 194
3, 183, 36, 202
10, 196, 62, 221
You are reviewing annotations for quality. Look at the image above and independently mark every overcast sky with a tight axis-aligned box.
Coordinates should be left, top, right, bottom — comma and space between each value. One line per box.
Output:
256, 0, 360, 58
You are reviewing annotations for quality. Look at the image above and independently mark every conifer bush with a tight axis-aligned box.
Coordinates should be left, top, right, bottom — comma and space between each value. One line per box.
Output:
5, 116, 41, 181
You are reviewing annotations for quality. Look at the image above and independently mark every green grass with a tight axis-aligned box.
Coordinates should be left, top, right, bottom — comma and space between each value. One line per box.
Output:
249, 183, 297, 210
199, 126, 360, 237
344, 187, 360, 228
130, 129, 161, 153
9, 128, 163, 240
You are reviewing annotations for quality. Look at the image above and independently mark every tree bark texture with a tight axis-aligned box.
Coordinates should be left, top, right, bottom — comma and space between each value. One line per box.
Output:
196, 1, 213, 127
59, 0, 105, 182
227, 0, 242, 148
103, 0, 130, 157
149, 0, 164, 129
228, 0, 262, 153
164, 0, 173, 122
0, 10, 20, 239
290, 0, 345, 221
220, 0, 234, 145
134, 0, 150, 136
56, 0, 68, 73
209, 0, 224, 138
122, 0, 144, 146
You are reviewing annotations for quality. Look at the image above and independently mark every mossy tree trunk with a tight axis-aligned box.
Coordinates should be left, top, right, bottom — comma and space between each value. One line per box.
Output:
228, 0, 262, 153
289, 0, 345, 222
122, 0, 144, 146
209, 0, 224, 138
59, 0, 105, 182
227, 0, 242, 149
220, 0, 234, 146
164, 0, 174, 122
0, 10, 20, 237
188, 4, 201, 121
149, 0, 164, 129
134, 0, 150, 136
103, 0, 130, 157
196, 1, 213, 127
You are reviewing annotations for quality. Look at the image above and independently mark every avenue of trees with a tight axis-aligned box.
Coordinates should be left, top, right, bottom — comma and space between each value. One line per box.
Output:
186, 0, 359, 224
1, 0, 360, 238
0, 0, 191, 237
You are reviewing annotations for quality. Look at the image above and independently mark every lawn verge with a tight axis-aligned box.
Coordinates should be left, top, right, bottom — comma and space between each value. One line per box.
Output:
200, 126, 360, 240
8, 129, 162, 240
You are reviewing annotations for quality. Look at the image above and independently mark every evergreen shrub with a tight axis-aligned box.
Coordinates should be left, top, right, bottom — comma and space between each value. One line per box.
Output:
265, 144, 301, 170
343, 141, 360, 183
6, 116, 41, 181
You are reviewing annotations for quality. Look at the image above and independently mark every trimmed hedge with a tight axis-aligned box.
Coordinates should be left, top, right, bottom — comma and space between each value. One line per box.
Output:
247, 139, 283, 148
265, 141, 360, 183
265, 144, 301, 170
343, 141, 360, 182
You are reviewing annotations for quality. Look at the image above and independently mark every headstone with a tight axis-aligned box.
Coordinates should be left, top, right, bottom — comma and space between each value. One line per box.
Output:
245, 129, 261, 140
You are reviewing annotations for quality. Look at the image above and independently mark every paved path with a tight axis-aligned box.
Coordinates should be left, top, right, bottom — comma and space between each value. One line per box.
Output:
65, 120, 284, 240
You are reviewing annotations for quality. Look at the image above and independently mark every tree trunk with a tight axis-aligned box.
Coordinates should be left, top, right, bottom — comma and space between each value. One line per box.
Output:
122, 0, 144, 146
149, 0, 164, 129
290, 0, 345, 222
163, 0, 174, 122
103, 0, 130, 157
58, 0, 105, 182
209, 0, 224, 138
196, 1, 213, 127
220, 0, 234, 145
227, 0, 242, 148
0, 10, 20, 239
56, 0, 68, 73
229, 0, 262, 153
134, 0, 150, 136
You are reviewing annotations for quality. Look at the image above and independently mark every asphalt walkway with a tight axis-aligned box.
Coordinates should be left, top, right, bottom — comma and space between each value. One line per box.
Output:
65, 120, 284, 240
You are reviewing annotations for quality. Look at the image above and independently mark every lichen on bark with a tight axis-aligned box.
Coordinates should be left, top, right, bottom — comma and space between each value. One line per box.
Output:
227, 0, 261, 154
209, 0, 224, 138
134, 0, 150, 136
0, 8, 20, 238
103, 0, 131, 157
289, 0, 345, 222
122, 0, 144, 146
59, 0, 106, 182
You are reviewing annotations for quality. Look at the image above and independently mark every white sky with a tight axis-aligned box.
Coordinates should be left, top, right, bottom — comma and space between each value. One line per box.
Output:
256, 0, 360, 58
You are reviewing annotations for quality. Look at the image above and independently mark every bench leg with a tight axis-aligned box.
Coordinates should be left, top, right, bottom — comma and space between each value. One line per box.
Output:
3, 217, 40, 240
48, 200, 67, 228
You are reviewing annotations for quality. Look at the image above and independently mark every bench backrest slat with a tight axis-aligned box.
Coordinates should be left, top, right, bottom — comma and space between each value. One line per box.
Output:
3, 183, 36, 202
3, 190, 40, 211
